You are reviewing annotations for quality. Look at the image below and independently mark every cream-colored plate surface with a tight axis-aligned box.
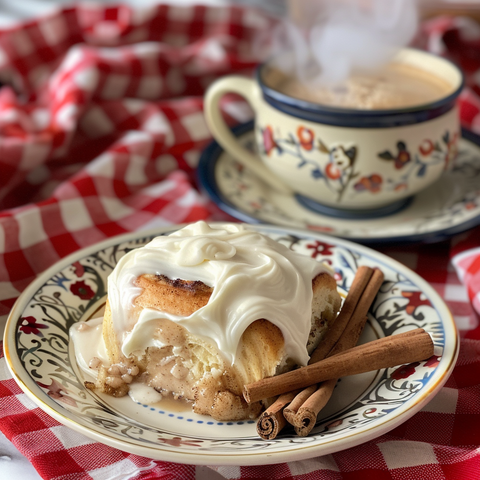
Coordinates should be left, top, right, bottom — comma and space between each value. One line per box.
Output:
4, 224, 458, 465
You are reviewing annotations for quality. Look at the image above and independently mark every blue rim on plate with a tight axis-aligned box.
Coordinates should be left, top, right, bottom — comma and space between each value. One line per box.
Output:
4, 224, 459, 465
197, 123, 480, 245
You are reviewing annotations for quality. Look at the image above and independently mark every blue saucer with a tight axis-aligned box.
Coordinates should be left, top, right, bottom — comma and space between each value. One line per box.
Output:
198, 123, 480, 245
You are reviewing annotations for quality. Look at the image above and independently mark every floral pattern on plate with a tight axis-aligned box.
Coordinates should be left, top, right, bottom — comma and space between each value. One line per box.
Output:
5, 225, 458, 465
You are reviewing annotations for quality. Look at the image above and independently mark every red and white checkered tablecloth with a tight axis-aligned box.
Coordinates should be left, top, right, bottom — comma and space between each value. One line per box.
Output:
0, 4, 480, 479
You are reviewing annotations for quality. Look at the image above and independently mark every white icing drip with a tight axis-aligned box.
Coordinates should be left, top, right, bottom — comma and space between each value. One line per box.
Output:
70, 317, 109, 374
108, 222, 332, 366
128, 382, 163, 404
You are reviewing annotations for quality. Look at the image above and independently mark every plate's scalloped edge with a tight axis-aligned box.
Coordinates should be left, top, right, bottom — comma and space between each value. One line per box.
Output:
3, 223, 460, 465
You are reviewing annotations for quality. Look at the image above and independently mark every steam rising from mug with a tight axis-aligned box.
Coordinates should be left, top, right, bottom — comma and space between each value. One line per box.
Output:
272, 0, 419, 86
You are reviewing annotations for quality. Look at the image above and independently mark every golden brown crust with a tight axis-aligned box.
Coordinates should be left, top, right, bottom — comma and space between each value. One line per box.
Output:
134, 274, 212, 317
307, 272, 342, 354
101, 270, 341, 421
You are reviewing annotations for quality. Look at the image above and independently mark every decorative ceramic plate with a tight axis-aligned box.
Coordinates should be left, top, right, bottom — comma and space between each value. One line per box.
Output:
4, 224, 458, 466
198, 124, 480, 245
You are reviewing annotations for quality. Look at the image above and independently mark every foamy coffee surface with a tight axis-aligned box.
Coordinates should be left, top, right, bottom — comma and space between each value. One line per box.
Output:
107, 221, 331, 366
264, 63, 453, 110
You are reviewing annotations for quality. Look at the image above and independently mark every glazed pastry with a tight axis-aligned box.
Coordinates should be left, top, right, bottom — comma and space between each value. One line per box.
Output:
73, 222, 341, 421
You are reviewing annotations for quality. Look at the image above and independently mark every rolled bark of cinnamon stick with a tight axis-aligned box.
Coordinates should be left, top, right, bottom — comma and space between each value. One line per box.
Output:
291, 328, 427, 431
244, 330, 434, 404
254, 268, 384, 410
322, 268, 385, 359
283, 269, 385, 432
308, 266, 374, 365
256, 390, 300, 440
282, 384, 318, 426
293, 327, 429, 433
294, 378, 337, 436
256, 266, 376, 438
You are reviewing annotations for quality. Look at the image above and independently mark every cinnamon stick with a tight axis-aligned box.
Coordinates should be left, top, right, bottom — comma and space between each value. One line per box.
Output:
282, 314, 366, 428
281, 268, 384, 426
308, 266, 374, 365
244, 330, 434, 404
256, 390, 299, 440
294, 378, 337, 436
282, 268, 385, 433
322, 268, 385, 359
256, 266, 375, 438
293, 328, 428, 435
282, 384, 318, 426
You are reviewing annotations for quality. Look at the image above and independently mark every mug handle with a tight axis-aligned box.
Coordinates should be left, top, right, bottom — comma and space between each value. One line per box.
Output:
204, 76, 292, 194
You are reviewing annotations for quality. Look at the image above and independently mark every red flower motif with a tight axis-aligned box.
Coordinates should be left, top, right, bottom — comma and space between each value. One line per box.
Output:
395, 149, 411, 169
37, 378, 77, 407
401, 291, 431, 315
262, 126, 277, 156
72, 261, 85, 277
306, 240, 335, 258
425, 355, 441, 368
378, 141, 411, 169
19, 316, 48, 336
394, 183, 408, 192
419, 139, 435, 156
157, 436, 203, 447
297, 126, 314, 151
306, 224, 334, 233
70, 280, 95, 300
391, 362, 420, 380
354, 174, 383, 193
325, 162, 341, 180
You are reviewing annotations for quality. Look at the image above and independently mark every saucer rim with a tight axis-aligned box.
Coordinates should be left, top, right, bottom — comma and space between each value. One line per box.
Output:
197, 123, 480, 245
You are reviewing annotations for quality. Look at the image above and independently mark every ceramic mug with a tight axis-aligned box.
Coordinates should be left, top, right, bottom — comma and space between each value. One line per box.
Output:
204, 48, 464, 215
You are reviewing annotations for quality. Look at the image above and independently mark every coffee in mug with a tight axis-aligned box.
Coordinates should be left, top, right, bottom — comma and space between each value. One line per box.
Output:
204, 48, 464, 213
262, 62, 454, 110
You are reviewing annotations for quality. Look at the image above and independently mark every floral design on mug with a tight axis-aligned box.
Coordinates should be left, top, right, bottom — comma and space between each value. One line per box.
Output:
259, 124, 458, 203
378, 141, 411, 169
319, 142, 360, 201
375, 131, 458, 193
442, 131, 459, 169
354, 174, 383, 193
259, 124, 359, 202
262, 126, 278, 156
419, 139, 435, 156
297, 126, 314, 151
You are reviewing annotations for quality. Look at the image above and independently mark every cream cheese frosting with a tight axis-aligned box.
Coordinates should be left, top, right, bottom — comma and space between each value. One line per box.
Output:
108, 221, 333, 366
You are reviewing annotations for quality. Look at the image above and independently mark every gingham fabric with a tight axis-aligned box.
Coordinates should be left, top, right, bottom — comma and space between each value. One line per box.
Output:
0, 5, 480, 480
